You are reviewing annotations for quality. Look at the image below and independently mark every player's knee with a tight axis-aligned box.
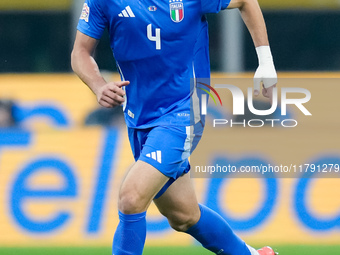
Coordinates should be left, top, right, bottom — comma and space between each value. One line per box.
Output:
166, 212, 200, 232
118, 191, 146, 214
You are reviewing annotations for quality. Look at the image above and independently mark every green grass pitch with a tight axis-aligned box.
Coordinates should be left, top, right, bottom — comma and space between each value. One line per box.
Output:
0, 245, 340, 255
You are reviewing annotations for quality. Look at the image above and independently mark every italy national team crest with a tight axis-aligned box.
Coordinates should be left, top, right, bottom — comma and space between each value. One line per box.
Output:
169, 0, 184, 23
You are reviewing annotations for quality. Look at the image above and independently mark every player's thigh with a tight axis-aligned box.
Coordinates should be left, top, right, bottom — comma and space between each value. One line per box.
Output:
153, 173, 200, 231
118, 160, 169, 214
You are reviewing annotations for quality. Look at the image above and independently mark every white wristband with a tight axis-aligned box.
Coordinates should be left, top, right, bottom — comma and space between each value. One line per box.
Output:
254, 45, 277, 90
256, 45, 273, 65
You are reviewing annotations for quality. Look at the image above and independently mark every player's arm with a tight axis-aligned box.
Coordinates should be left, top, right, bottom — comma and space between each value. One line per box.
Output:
71, 31, 129, 108
228, 0, 277, 100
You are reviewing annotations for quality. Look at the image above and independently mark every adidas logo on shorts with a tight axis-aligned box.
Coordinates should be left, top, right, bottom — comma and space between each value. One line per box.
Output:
146, 150, 162, 163
118, 6, 135, 17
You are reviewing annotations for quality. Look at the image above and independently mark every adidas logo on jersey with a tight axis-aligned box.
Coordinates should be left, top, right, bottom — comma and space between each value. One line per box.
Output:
146, 151, 162, 163
118, 6, 135, 17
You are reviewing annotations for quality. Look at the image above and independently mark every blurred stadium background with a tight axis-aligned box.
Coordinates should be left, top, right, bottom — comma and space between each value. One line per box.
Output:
0, 0, 339, 254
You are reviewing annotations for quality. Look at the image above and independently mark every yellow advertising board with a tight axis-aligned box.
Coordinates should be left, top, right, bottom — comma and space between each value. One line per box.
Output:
0, 0, 71, 11
0, 74, 339, 247
258, 0, 340, 9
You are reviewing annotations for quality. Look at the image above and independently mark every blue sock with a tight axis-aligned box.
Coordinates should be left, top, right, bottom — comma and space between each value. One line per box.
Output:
112, 211, 146, 255
186, 204, 250, 255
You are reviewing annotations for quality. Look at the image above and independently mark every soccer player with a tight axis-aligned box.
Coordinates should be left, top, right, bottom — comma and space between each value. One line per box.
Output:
71, 0, 278, 254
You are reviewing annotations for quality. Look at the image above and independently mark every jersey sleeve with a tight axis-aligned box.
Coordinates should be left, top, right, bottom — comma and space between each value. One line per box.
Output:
200, 0, 231, 14
77, 0, 108, 40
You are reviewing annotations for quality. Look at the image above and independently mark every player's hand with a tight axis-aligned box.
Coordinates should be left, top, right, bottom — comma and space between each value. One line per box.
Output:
253, 46, 277, 103
261, 83, 276, 103
253, 63, 277, 103
96, 81, 129, 108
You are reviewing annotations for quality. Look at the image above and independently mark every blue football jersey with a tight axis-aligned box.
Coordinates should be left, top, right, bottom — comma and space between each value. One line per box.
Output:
77, 0, 230, 128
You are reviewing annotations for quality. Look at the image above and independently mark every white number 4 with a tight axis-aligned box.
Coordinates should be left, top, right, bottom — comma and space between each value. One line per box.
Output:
147, 24, 161, 50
